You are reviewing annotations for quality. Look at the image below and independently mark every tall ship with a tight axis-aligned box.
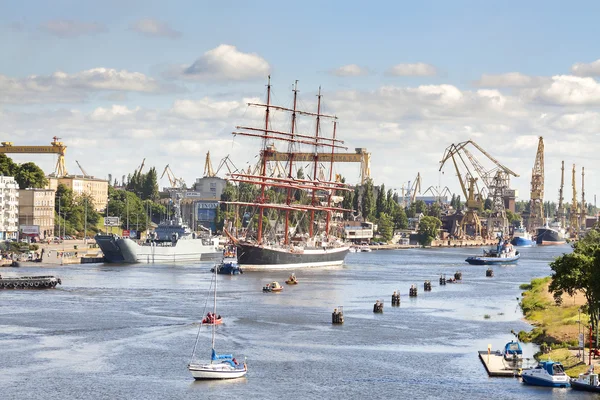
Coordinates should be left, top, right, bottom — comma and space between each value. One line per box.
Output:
95, 195, 221, 263
510, 223, 535, 247
223, 78, 350, 270
535, 219, 566, 245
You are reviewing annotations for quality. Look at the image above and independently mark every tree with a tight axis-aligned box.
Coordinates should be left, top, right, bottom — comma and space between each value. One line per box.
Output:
14, 162, 48, 189
0, 154, 18, 176
352, 186, 360, 214
549, 229, 600, 333
417, 216, 442, 246
427, 202, 441, 219
414, 200, 427, 214
386, 189, 394, 216
392, 206, 408, 229
378, 212, 393, 242
142, 167, 160, 201
375, 183, 386, 218
362, 179, 375, 221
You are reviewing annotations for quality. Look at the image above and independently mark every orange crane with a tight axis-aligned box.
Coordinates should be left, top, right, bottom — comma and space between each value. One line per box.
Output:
0, 136, 68, 176
160, 164, 185, 189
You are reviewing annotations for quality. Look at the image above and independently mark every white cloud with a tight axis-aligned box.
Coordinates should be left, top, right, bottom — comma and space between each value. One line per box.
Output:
90, 105, 141, 122
387, 63, 437, 77
331, 64, 368, 77
524, 75, 600, 105
39, 19, 106, 38
571, 59, 600, 77
0, 68, 177, 104
176, 44, 270, 81
475, 72, 548, 88
169, 98, 243, 119
130, 18, 181, 39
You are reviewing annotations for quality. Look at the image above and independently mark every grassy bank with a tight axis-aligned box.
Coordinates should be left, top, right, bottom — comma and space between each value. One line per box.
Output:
518, 277, 588, 346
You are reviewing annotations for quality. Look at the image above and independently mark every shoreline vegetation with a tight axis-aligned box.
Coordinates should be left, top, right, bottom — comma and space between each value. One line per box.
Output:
519, 276, 597, 377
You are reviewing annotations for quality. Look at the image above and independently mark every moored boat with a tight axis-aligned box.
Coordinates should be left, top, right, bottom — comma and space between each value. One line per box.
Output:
535, 219, 566, 245
96, 195, 221, 264
222, 79, 351, 270
571, 366, 600, 393
510, 224, 535, 247
521, 360, 570, 388
0, 275, 61, 289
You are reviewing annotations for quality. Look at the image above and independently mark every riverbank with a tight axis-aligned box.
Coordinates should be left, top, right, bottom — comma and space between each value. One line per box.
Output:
519, 276, 587, 346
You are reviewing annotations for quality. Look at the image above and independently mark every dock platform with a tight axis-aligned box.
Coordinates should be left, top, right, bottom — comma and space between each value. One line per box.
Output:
478, 351, 521, 377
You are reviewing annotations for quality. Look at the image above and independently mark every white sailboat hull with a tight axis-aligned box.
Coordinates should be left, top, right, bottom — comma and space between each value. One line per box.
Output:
188, 363, 247, 380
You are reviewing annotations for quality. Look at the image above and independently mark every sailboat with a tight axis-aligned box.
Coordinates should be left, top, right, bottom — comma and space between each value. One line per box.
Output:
188, 265, 247, 380
223, 78, 351, 270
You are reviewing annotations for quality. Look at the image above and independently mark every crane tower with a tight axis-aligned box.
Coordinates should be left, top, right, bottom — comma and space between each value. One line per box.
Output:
569, 164, 579, 236
556, 161, 566, 228
527, 137, 544, 232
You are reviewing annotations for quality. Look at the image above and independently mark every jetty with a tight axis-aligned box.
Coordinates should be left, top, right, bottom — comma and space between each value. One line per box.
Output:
478, 351, 528, 377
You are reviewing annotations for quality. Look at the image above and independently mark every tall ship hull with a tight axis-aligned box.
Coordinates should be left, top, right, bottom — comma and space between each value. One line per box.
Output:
236, 242, 349, 270
535, 227, 566, 245
96, 234, 221, 263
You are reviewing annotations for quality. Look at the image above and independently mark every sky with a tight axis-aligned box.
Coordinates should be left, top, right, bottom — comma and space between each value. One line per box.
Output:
1, 0, 599, 206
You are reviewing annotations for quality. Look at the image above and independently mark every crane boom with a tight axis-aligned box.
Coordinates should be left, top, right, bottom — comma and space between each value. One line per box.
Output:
0, 136, 68, 176
75, 160, 88, 177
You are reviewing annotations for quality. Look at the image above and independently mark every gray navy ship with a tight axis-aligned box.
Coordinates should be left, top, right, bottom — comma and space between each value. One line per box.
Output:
96, 196, 221, 263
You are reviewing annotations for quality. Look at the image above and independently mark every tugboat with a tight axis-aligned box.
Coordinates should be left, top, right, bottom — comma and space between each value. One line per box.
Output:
571, 366, 600, 393
521, 360, 570, 388
263, 281, 283, 292
466, 236, 520, 265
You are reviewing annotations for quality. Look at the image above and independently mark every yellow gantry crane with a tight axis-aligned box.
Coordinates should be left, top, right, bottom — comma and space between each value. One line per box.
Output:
0, 136, 68, 176
262, 146, 371, 184
204, 151, 216, 177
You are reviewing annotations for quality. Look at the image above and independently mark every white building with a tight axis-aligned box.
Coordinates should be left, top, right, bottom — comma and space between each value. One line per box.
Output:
0, 176, 19, 240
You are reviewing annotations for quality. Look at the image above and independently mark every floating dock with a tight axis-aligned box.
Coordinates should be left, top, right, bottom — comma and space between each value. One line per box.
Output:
478, 351, 522, 377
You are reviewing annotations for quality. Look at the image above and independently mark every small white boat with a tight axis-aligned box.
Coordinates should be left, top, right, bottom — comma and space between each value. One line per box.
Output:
188, 261, 247, 380
359, 246, 372, 253
521, 360, 570, 388
571, 366, 600, 393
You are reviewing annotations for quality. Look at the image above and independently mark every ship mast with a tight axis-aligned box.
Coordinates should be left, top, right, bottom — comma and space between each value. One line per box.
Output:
257, 76, 272, 244
325, 121, 337, 237
309, 87, 322, 237
284, 81, 299, 245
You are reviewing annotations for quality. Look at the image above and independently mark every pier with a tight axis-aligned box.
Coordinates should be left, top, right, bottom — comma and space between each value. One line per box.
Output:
478, 351, 524, 377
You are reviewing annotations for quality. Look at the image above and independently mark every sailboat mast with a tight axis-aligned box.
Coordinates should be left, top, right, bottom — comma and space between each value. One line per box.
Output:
211, 266, 217, 356
325, 121, 337, 237
257, 76, 272, 244
309, 87, 322, 237
284, 81, 299, 245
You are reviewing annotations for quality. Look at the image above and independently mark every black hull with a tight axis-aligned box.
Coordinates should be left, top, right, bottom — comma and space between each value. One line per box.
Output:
536, 228, 566, 245
571, 380, 600, 393
236, 243, 349, 270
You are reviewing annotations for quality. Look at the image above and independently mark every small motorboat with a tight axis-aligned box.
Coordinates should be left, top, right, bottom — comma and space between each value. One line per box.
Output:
503, 340, 523, 368
263, 281, 283, 292
359, 246, 372, 253
202, 312, 223, 325
521, 360, 570, 388
285, 273, 298, 285
571, 366, 600, 393
211, 260, 243, 275
466, 236, 520, 265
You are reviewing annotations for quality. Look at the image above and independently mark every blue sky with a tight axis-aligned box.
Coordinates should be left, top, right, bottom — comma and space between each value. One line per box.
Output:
1, 0, 598, 207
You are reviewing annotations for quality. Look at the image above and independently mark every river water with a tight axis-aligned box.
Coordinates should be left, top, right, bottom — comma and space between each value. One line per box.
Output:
1, 244, 594, 399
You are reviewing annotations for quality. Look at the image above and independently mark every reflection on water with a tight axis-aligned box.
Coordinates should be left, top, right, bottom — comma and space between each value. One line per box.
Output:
3, 244, 595, 399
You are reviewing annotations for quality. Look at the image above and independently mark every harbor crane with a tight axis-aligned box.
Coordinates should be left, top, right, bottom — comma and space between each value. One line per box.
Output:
423, 185, 453, 203
440, 140, 518, 238
405, 172, 421, 207
75, 160, 88, 177
161, 164, 185, 189
556, 161, 566, 228
528, 137, 544, 232
204, 152, 216, 177
214, 155, 240, 176
0, 136, 68, 176
569, 164, 579, 237
581, 167, 586, 230
261, 146, 371, 184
